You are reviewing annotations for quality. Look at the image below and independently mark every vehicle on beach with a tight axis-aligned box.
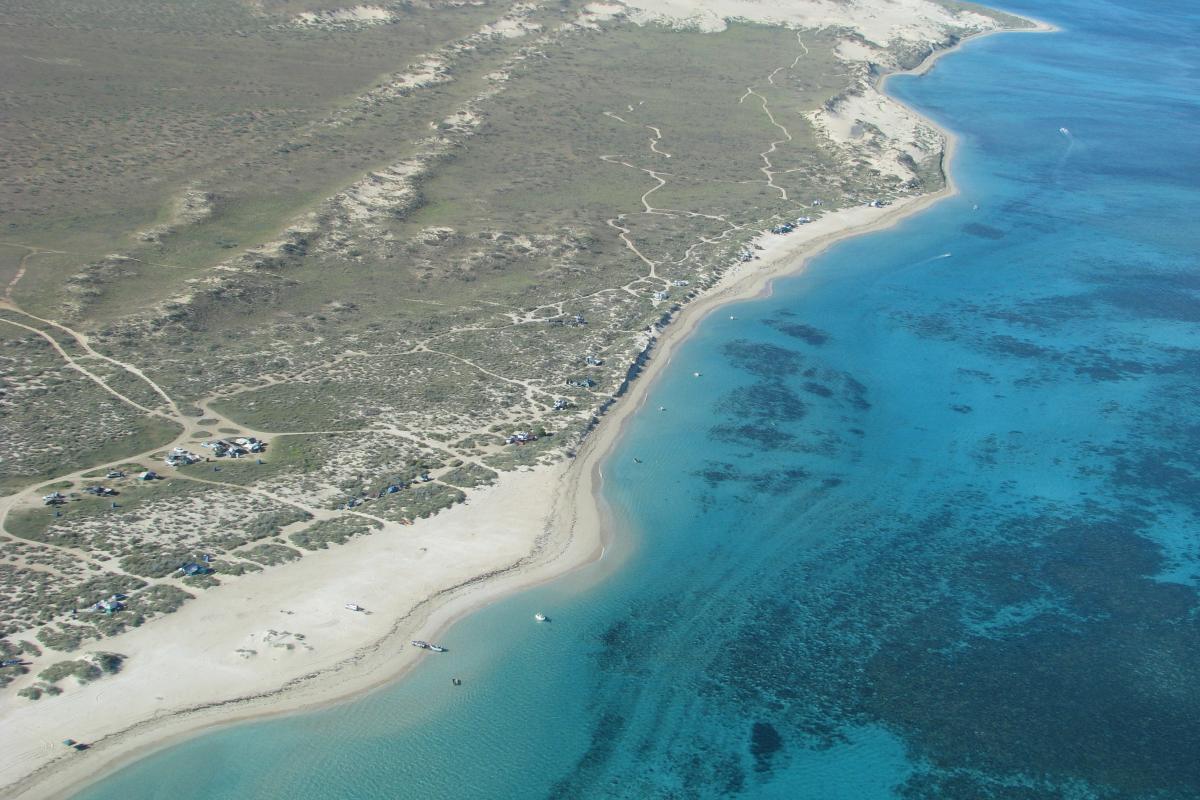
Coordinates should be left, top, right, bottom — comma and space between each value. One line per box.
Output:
411, 640, 447, 652
345, 603, 363, 612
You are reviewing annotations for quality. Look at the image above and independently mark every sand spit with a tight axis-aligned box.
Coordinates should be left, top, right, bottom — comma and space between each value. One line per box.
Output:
1, 14, 1055, 800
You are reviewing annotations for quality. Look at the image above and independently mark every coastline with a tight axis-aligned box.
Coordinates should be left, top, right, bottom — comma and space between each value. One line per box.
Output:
6, 15, 1053, 800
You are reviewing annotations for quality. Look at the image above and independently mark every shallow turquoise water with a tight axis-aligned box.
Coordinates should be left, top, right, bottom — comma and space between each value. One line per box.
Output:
77, 1, 1200, 797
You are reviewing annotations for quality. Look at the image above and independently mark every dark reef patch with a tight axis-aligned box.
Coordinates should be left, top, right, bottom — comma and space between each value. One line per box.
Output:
695, 461, 740, 488
717, 380, 809, 422
841, 374, 871, 410
710, 422, 797, 450
1093, 284, 1200, 323
749, 721, 783, 772
748, 468, 811, 495
764, 316, 831, 346
1068, 347, 1149, 381
861, 513, 1200, 798
693, 462, 811, 496
982, 293, 1096, 329
899, 770, 1068, 800
984, 334, 1056, 360
722, 339, 804, 377
961, 222, 1006, 239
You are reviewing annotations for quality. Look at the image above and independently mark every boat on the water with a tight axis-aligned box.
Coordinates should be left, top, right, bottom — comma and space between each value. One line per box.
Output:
427, 643, 447, 653
534, 613, 548, 622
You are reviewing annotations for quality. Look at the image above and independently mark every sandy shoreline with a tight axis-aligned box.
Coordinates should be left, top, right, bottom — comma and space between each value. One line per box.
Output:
5, 16, 1053, 800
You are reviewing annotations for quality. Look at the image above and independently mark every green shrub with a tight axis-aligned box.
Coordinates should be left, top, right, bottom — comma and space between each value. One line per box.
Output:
288, 518, 378, 551
93, 651, 125, 674
210, 559, 262, 576
183, 573, 221, 589
39, 659, 100, 684
36, 624, 94, 653
118, 550, 200, 579
439, 463, 498, 489
131, 585, 193, 616
240, 543, 302, 566
0, 663, 29, 689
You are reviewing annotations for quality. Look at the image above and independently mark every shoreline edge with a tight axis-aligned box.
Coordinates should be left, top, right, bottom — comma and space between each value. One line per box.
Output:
11, 12, 1055, 799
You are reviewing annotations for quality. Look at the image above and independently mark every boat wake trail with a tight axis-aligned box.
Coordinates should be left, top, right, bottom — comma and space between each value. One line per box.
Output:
1052, 125, 1076, 183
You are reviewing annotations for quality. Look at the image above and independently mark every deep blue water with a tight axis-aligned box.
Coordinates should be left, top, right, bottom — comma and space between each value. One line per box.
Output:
77, 1, 1200, 797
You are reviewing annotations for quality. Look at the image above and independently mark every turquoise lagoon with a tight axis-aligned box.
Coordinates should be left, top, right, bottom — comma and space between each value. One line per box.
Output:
78, 0, 1200, 797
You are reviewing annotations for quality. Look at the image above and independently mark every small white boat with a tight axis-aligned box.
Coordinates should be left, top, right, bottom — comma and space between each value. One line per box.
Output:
427, 643, 447, 653
693, 371, 702, 377
345, 603, 362, 612
534, 613, 548, 622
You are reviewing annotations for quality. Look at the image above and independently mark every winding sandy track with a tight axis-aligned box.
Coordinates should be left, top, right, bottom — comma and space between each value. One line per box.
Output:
0, 314, 173, 421
6, 307, 184, 420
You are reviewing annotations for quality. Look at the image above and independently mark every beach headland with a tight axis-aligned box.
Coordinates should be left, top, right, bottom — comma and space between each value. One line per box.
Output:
1, 13, 1053, 800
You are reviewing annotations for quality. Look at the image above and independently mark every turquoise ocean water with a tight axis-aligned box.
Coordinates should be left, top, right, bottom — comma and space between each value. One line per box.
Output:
77, 0, 1200, 797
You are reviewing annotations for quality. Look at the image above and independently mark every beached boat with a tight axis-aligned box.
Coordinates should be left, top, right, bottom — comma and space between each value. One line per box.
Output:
411, 640, 430, 649
427, 643, 447, 653
344, 603, 362, 612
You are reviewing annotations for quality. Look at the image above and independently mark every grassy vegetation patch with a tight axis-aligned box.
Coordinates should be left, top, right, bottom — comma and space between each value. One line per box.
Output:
440, 463, 498, 488
371, 483, 466, 522
38, 659, 99, 685
0, 333, 182, 493
35, 652, 122, 685
288, 517, 381, 551
240, 543, 302, 566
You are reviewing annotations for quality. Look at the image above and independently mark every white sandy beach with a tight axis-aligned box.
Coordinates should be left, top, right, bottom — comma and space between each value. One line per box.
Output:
1, 11, 1053, 798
